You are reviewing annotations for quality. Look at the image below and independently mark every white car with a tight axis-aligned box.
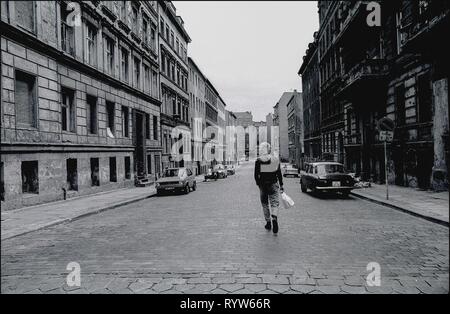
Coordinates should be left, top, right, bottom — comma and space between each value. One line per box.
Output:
283, 164, 299, 177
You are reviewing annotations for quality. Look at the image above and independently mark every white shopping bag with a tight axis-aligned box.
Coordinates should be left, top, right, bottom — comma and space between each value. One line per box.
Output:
281, 192, 295, 209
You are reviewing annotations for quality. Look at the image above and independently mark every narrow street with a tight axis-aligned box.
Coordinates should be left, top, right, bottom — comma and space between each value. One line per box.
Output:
1, 162, 448, 294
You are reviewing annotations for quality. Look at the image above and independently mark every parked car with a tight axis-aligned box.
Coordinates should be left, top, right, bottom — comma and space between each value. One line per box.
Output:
204, 167, 218, 181
156, 167, 196, 195
214, 164, 228, 178
225, 165, 236, 175
300, 162, 355, 196
283, 164, 299, 177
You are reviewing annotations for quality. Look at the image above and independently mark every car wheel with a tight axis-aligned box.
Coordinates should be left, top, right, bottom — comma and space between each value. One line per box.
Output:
192, 182, 197, 191
342, 191, 350, 197
156, 189, 162, 196
301, 183, 307, 193
184, 184, 190, 194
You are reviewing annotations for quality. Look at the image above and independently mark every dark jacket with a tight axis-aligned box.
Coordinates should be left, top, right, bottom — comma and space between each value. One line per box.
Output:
254, 155, 283, 187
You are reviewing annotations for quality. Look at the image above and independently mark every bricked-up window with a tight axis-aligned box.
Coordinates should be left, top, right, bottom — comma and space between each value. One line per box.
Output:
15, 1, 35, 33
86, 95, 97, 134
61, 1, 75, 56
15, 70, 37, 128
121, 106, 129, 138
66, 159, 78, 191
90, 158, 100, 186
418, 72, 433, 123
145, 113, 151, 139
134, 57, 141, 89
395, 85, 406, 126
109, 157, 117, 182
21, 161, 39, 194
103, 35, 115, 75
153, 115, 158, 140
61, 87, 76, 132
0, 162, 4, 201
121, 48, 129, 82
85, 23, 97, 66
147, 155, 152, 174
124, 156, 131, 179
106, 101, 115, 137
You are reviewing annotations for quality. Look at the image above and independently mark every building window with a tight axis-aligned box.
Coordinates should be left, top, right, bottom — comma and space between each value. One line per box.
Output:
15, 70, 36, 128
153, 115, 158, 140
85, 23, 97, 66
106, 101, 115, 136
150, 25, 156, 51
66, 159, 78, 191
142, 15, 149, 45
61, 87, 76, 133
124, 156, 131, 179
121, 48, 129, 82
395, 85, 406, 125
144, 64, 150, 93
160, 17, 165, 35
131, 4, 138, 34
176, 38, 180, 54
161, 53, 166, 74
152, 69, 158, 98
395, 11, 404, 54
21, 161, 39, 194
134, 57, 140, 88
90, 158, 100, 186
170, 31, 174, 47
15, 0, 35, 33
121, 106, 129, 138
145, 113, 151, 139
418, 73, 432, 123
87, 95, 97, 134
165, 24, 169, 41
147, 155, 152, 174
61, 2, 75, 55
104, 35, 115, 75
109, 157, 117, 182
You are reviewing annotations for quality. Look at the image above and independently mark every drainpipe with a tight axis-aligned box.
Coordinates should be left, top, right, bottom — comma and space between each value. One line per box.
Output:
62, 187, 67, 200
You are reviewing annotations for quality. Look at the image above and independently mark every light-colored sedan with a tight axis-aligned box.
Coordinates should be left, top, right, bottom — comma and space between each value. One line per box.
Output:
283, 164, 299, 177
156, 167, 196, 195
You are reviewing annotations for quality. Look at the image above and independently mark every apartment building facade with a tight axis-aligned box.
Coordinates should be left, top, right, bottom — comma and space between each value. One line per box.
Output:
287, 92, 304, 167
300, 0, 448, 191
157, 1, 191, 170
188, 57, 206, 175
1, 1, 162, 210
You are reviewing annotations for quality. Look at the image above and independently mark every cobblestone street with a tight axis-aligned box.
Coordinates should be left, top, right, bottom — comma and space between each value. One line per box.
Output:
1, 162, 448, 294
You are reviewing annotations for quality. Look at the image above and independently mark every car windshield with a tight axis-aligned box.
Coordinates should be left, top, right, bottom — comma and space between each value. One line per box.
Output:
164, 169, 179, 177
317, 164, 345, 175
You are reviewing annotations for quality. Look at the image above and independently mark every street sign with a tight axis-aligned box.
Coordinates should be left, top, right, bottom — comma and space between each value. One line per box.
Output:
378, 117, 395, 132
379, 130, 394, 142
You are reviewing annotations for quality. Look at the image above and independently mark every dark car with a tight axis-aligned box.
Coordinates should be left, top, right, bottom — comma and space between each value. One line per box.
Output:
300, 162, 355, 196
204, 167, 218, 181
225, 165, 236, 175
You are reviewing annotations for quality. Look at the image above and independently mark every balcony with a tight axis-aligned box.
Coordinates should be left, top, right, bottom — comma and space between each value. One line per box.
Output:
337, 58, 388, 99
402, 1, 449, 52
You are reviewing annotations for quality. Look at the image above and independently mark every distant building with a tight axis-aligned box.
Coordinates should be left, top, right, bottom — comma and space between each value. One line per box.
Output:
299, 32, 321, 164
287, 92, 303, 167
273, 92, 301, 162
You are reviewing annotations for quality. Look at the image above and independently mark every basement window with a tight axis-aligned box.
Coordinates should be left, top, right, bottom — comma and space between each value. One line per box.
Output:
124, 156, 131, 180
66, 158, 78, 191
109, 157, 117, 182
90, 158, 100, 186
21, 161, 39, 194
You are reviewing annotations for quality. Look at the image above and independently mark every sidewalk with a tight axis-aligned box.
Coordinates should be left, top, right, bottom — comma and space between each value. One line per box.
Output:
351, 184, 449, 226
1, 186, 156, 241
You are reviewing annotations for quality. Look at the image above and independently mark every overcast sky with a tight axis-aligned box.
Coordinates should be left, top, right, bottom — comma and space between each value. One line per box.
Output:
174, 1, 319, 121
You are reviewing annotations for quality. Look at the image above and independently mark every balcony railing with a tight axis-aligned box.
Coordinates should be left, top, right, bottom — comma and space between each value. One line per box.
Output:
339, 58, 388, 94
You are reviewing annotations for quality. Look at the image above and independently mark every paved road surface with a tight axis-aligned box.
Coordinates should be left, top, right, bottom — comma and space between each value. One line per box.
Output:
1, 162, 448, 294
